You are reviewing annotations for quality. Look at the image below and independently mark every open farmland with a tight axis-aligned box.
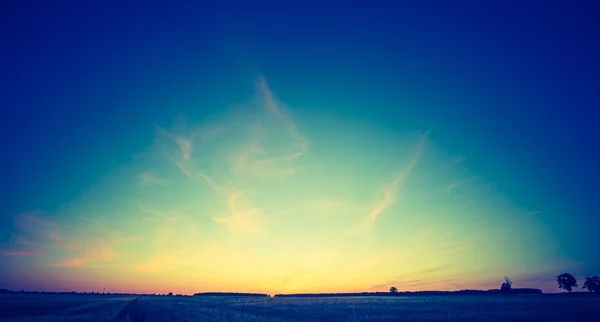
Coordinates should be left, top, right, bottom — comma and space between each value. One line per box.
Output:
135, 295, 600, 322
2, 293, 599, 322
0, 293, 135, 321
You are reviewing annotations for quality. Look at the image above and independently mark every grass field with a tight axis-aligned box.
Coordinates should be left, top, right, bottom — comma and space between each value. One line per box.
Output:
1, 293, 599, 321
0, 294, 134, 321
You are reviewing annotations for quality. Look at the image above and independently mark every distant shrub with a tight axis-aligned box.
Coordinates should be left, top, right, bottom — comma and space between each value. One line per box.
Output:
389, 287, 398, 293
557, 273, 578, 292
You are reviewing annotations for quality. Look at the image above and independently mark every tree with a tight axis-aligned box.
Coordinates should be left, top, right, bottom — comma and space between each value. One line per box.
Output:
582, 276, 600, 293
500, 276, 512, 292
389, 286, 398, 293
556, 273, 578, 292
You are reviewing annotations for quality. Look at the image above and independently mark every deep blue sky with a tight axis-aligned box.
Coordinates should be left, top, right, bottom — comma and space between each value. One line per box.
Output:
1, 0, 599, 287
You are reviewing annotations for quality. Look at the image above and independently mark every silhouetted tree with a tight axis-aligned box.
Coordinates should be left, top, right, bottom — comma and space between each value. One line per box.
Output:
390, 287, 398, 293
500, 276, 512, 292
557, 273, 578, 292
582, 276, 600, 293
168, 292, 173, 296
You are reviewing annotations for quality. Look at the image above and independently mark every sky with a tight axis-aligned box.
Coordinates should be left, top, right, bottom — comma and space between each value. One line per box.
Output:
0, 1, 599, 295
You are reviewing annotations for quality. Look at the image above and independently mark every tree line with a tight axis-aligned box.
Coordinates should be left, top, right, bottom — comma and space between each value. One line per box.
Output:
556, 273, 600, 293
378, 274, 600, 297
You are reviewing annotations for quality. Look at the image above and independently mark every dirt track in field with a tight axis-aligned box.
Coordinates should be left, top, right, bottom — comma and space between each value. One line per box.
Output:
113, 298, 145, 322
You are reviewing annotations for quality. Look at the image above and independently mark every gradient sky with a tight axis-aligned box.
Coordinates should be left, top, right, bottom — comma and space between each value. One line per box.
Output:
1, 1, 599, 295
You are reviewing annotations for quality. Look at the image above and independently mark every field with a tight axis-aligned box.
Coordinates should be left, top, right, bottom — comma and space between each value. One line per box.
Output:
1, 293, 599, 321
0, 293, 134, 321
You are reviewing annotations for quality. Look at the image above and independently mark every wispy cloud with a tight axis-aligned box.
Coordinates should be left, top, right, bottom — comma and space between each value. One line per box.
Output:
0, 249, 46, 256
176, 137, 192, 161
1, 212, 140, 269
155, 126, 223, 193
525, 211, 543, 217
138, 172, 168, 186
47, 232, 139, 268
3, 212, 76, 256
368, 277, 462, 291
445, 175, 482, 191
346, 131, 430, 235
369, 268, 493, 292
303, 199, 364, 218
416, 264, 456, 275
228, 76, 309, 180
128, 207, 215, 274
411, 228, 503, 256
256, 75, 309, 160
49, 247, 116, 268
148, 75, 307, 239
213, 191, 265, 235
134, 250, 190, 274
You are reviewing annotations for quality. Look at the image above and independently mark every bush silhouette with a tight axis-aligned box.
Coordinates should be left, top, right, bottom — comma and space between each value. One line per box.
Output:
500, 277, 512, 293
389, 287, 398, 293
582, 276, 600, 293
556, 273, 578, 292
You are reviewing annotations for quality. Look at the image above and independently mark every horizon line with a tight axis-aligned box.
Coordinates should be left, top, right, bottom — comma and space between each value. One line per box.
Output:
1, 287, 552, 296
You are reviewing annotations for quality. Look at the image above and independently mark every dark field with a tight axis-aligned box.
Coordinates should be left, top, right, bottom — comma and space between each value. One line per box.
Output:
0, 293, 134, 321
1, 293, 599, 321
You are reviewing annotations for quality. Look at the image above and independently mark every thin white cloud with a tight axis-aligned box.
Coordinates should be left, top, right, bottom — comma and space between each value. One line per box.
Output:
155, 126, 223, 193
4, 212, 77, 255
213, 191, 265, 235
248, 76, 309, 165
148, 75, 307, 238
347, 130, 430, 235
176, 137, 192, 161
446, 175, 481, 191
129, 208, 206, 273
49, 246, 116, 268
525, 211, 543, 217
138, 172, 168, 186
0, 249, 46, 256
1, 212, 143, 268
